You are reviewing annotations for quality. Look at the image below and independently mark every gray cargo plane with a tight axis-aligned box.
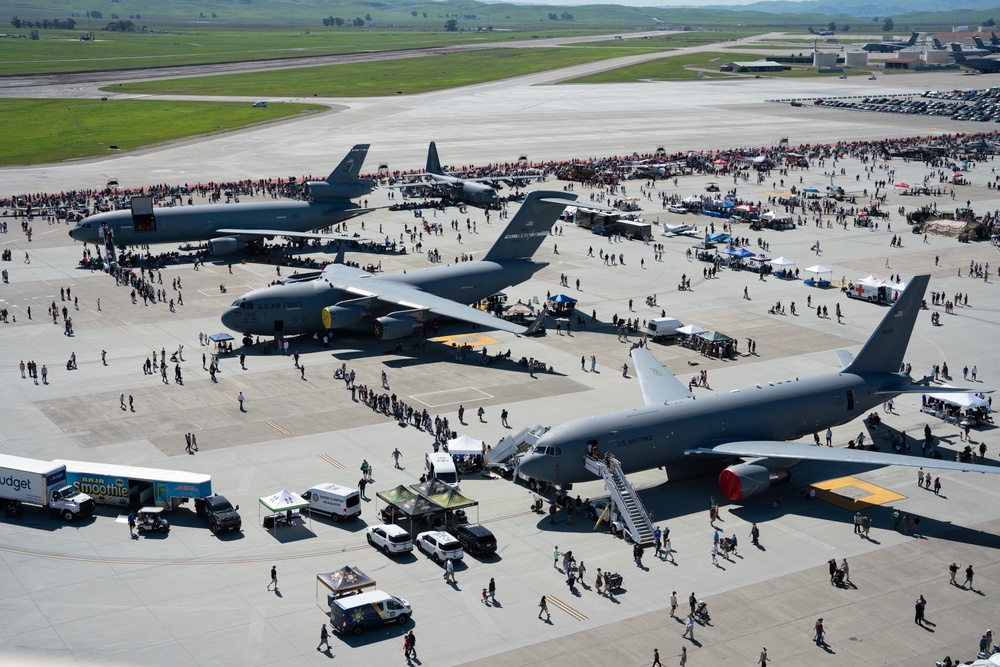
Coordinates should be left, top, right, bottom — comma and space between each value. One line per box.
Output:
862, 32, 919, 52
390, 142, 538, 207
220, 190, 575, 339
518, 274, 999, 497
951, 44, 1000, 73
68, 144, 374, 255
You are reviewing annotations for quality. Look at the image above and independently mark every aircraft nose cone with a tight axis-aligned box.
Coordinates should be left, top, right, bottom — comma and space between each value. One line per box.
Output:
220, 308, 238, 331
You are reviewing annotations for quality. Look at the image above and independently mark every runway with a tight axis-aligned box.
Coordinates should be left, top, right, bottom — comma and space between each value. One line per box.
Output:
1, 44, 1000, 667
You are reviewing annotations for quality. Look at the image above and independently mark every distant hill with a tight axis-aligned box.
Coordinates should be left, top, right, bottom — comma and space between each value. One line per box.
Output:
695, 0, 1000, 18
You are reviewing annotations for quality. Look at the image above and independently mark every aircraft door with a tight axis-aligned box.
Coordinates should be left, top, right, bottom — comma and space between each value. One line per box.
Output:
273, 320, 284, 336
845, 390, 855, 411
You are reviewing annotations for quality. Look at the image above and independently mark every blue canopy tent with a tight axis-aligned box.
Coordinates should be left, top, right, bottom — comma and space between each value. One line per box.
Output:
546, 293, 577, 315
705, 233, 731, 243
209, 333, 234, 343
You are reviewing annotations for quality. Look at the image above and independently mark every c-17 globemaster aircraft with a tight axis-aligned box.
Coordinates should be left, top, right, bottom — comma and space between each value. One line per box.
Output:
519, 274, 999, 497
220, 190, 577, 340
68, 144, 374, 255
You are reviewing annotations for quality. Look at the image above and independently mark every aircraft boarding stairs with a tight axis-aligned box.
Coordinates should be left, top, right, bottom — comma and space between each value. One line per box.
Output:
484, 425, 547, 471
584, 455, 654, 546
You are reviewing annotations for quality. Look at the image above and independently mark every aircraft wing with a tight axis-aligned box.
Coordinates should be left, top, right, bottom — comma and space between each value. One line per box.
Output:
630, 348, 694, 406
687, 440, 1000, 475
214, 228, 371, 242
341, 281, 527, 335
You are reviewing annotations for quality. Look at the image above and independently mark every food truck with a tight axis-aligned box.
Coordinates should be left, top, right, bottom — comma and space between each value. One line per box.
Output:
57, 460, 212, 510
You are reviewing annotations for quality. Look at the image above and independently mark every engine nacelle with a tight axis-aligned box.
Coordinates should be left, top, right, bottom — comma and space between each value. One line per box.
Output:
374, 315, 416, 340
718, 463, 791, 501
322, 304, 366, 329
207, 237, 243, 255
303, 179, 374, 202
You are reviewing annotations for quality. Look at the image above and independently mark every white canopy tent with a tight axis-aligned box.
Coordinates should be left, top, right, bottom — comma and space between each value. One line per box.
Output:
769, 256, 795, 267
926, 392, 990, 410
760, 211, 792, 222
803, 265, 833, 275
259, 488, 312, 532
676, 324, 708, 336
447, 434, 485, 457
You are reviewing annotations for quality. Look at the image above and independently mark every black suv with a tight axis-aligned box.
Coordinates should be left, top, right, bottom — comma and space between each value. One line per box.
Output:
454, 523, 497, 557
195, 494, 242, 534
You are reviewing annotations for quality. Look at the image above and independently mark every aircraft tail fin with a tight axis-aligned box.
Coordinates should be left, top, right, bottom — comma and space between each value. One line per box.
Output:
908, 32, 918, 46
992, 32, 1000, 45
934, 38, 944, 49
326, 144, 370, 183
426, 141, 443, 175
482, 191, 576, 262
952, 43, 966, 59
975, 35, 987, 49
842, 274, 929, 376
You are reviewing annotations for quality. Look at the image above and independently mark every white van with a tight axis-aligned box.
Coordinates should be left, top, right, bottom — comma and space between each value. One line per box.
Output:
648, 317, 683, 339
329, 590, 411, 635
301, 483, 361, 522
252, 100, 268, 108
425, 452, 459, 489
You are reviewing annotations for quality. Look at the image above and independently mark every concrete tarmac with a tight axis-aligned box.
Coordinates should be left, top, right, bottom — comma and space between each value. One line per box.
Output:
1, 51, 1000, 667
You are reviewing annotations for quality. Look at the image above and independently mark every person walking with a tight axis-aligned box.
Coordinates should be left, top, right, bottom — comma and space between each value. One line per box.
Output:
267, 565, 277, 591
185, 432, 193, 454
670, 591, 678, 618
652, 648, 662, 667
682, 614, 695, 639
316, 623, 330, 651
127, 511, 136, 537
358, 476, 367, 499
689, 592, 697, 616
915, 594, 927, 625
392, 448, 402, 468
758, 647, 768, 665
488, 578, 496, 603
120, 393, 126, 411
814, 618, 825, 645
538, 596, 550, 621
964, 564, 975, 589
553, 545, 560, 569
237, 392, 245, 412
478, 406, 486, 422
750, 522, 760, 545
405, 630, 416, 659
949, 562, 960, 585
444, 558, 456, 583
679, 646, 687, 666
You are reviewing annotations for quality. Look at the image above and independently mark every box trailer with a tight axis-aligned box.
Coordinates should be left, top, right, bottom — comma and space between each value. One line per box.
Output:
0, 454, 95, 521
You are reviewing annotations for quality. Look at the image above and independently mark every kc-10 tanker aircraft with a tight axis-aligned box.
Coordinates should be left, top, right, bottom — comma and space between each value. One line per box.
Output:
68, 144, 374, 254
221, 190, 578, 339
519, 274, 999, 498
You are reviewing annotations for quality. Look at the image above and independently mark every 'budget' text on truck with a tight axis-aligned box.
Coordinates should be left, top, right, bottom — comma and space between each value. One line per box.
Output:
0, 454, 95, 521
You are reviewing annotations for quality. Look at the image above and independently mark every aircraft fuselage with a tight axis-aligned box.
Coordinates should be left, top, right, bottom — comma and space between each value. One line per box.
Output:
518, 370, 901, 485
68, 200, 365, 247
221, 258, 546, 336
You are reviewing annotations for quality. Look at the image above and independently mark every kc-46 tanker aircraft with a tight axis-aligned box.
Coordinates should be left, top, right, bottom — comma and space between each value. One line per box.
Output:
519, 274, 999, 498
221, 190, 577, 339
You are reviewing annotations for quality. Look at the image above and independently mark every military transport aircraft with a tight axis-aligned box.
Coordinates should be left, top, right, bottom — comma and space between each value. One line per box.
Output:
518, 274, 999, 497
220, 190, 576, 339
862, 32, 919, 52
951, 44, 1000, 73
390, 142, 539, 207
68, 145, 374, 255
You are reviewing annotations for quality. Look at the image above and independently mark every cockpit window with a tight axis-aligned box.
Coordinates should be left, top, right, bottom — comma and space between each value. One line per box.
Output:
231, 300, 241, 307
533, 445, 546, 454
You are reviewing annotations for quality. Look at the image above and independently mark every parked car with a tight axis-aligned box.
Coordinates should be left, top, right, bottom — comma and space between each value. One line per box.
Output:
666, 204, 687, 214
453, 523, 497, 557
415, 530, 463, 563
586, 499, 613, 521
367, 524, 413, 555
195, 494, 242, 534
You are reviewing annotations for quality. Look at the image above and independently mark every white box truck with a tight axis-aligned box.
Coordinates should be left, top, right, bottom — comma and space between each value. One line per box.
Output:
0, 454, 95, 521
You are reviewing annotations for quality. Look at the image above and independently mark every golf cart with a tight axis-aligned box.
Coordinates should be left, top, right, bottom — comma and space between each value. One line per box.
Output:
136, 506, 170, 535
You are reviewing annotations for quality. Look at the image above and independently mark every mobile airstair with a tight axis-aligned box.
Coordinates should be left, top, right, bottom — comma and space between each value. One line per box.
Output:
584, 455, 654, 545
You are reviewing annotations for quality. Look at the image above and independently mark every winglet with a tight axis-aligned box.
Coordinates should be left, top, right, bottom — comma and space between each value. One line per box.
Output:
482, 190, 576, 262
426, 141, 443, 175
842, 275, 929, 376
326, 144, 370, 183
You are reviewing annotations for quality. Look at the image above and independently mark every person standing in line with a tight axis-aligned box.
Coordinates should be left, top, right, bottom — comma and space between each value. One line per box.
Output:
267, 565, 277, 591
316, 623, 330, 651
814, 618, 825, 645
538, 596, 549, 621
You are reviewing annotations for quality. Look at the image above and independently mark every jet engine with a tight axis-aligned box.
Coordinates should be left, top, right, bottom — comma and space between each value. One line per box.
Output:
207, 237, 244, 255
322, 304, 366, 329
374, 315, 416, 340
303, 179, 374, 202
718, 463, 791, 501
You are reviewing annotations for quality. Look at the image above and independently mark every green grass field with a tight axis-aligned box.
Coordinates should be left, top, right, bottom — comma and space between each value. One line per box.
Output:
0, 28, 609, 75
106, 46, 651, 96
0, 99, 325, 166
